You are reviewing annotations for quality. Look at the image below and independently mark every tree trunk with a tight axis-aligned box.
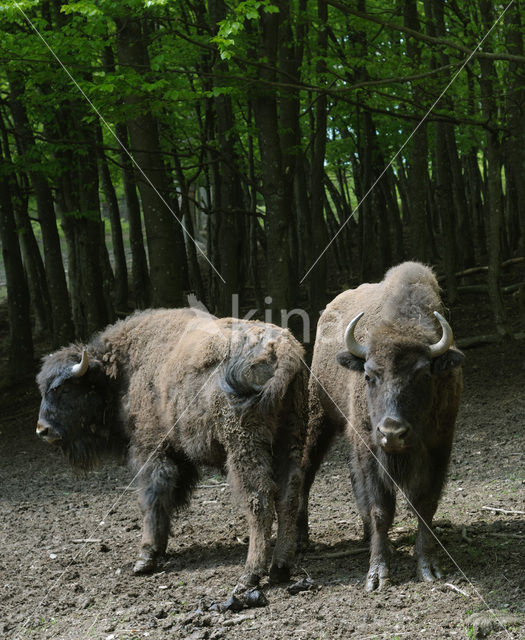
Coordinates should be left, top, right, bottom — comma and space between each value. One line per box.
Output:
7, 73, 74, 345
96, 123, 128, 312
404, 0, 430, 262
308, 0, 329, 316
115, 122, 150, 309
0, 140, 34, 381
478, 0, 510, 336
504, 1, 525, 255
115, 15, 187, 308
253, 5, 293, 317
51, 108, 114, 338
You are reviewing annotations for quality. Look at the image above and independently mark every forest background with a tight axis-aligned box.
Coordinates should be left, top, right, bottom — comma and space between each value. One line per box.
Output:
1, 0, 524, 384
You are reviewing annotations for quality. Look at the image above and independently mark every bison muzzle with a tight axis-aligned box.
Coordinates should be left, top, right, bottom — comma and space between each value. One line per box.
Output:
36, 308, 307, 593
298, 262, 464, 591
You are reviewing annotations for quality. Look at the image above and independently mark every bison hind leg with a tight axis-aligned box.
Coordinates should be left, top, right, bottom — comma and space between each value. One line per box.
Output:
133, 448, 199, 575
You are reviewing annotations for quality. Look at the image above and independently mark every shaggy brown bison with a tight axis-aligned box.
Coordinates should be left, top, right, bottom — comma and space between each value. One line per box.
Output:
36, 308, 306, 592
298, 262, 464, 591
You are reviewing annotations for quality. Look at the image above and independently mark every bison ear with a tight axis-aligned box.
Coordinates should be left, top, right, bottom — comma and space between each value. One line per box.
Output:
431, 348, 465, 374
336, 350, 365, 371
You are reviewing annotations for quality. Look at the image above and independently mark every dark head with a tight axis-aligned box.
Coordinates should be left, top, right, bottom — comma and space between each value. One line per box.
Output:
336, 312, 464, 454
36, 347, 118, 469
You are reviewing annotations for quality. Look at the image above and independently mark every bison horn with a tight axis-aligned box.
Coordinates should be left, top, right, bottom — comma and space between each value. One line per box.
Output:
344, 312, 367, 360
71, 349, 89, 377
428, 311, 453, 358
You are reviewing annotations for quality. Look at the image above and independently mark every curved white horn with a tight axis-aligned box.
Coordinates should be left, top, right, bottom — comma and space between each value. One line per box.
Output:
344, 312, 367, 360
71, 349, 89, 377
429, 311, 453, 359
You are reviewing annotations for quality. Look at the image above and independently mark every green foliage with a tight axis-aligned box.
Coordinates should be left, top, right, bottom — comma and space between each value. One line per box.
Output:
212, 0, 279, 59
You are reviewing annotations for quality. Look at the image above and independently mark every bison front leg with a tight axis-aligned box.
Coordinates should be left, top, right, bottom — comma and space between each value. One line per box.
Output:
412, 496, 442, 583
365, 492, 396, 592
133, 451, 198, 575
350, 451, 395, 591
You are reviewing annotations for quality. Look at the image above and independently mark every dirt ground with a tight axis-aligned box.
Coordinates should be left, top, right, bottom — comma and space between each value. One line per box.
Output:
1, 294, 524, 640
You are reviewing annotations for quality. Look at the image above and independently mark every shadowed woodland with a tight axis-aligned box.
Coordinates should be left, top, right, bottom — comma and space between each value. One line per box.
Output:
0, 0, 524, 380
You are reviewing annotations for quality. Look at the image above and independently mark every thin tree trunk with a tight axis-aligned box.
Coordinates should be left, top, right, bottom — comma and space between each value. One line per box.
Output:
253, 5, 292, 317
0, 139, 34, 380
115, 15, 187, 308
115, 122, 150, 309
96, 123, 128, 311
308, 0, 329, 315
404, 0, 430, 262
7, 73, 74, 345
478, 0, 509, 336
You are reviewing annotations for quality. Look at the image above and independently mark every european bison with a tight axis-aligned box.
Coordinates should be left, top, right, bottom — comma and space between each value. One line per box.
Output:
298, 262, 464, 590
36, 308, 307, 592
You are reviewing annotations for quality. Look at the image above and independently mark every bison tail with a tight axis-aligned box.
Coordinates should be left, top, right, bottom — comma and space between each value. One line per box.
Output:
219, 336, 305, 413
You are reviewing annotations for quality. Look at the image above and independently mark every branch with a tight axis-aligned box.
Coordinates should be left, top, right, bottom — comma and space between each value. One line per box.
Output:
326, 1, 525, 65
482, 506, 525, 515
457, 333, 525, 349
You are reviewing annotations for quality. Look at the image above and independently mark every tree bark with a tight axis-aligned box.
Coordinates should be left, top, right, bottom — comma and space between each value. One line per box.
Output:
0, 140, 34, 381
115, 15, 187, 308
308, 0, 329, 315
7, 73, 74, 345
115, 122, 151, 309
96, 123, 128, 312
478, 0, 510, 336
253, 4, 293, 317
404, 0, 430, 262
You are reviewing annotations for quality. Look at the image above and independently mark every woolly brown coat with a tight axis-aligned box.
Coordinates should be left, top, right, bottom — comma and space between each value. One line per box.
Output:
298, 262, 464, 590
37, 308, 307, 590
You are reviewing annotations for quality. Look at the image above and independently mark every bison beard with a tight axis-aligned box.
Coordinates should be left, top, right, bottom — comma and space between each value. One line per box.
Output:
298, 262, 464, 591
36, 308, 307, 593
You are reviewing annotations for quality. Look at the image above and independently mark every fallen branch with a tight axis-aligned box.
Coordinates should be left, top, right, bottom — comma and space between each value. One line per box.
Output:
308, 548, 368, 560
458, 282, 524, 295
72, 538, 102, 543
444, 582, 470, 597
489, 532, 525, 539
482, 506, 525, 515
457, 332, 525, 349
437, 257, 525, 281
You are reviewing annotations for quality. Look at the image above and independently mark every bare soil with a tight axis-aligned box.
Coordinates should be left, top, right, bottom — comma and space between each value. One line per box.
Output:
1, 295, 524, 640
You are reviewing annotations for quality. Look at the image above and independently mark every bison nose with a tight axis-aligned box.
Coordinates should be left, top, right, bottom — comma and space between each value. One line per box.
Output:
36, 420, 62, 444
378, 418, 410, 451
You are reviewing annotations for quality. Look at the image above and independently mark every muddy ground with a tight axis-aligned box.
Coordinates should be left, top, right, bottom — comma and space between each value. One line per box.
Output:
1, 293, 524, 640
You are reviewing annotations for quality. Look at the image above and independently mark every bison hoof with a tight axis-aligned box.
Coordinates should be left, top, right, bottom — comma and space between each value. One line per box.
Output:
133, 552, 158, 575
233, 572, 261, 593
365, 566, 391, 592
418, 557, 443, 582
269, 563, 291, 584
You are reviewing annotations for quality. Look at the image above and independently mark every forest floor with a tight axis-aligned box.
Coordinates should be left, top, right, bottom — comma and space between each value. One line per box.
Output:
0, 276, 524, 640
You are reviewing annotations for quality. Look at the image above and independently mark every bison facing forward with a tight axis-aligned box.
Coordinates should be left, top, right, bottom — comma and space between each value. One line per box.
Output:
37, 308, 306, 591
298, 262, 464, 591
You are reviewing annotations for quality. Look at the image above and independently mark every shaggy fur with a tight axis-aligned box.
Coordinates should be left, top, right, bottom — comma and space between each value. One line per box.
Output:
298, 262, 464, 591
37, 308, 307, 589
